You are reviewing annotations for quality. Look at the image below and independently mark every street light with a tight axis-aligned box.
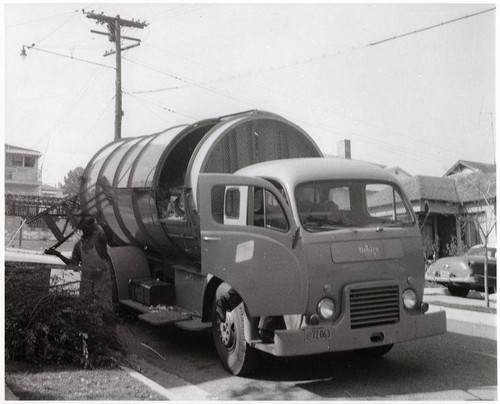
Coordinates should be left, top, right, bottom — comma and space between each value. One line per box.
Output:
20, 46, 27, 58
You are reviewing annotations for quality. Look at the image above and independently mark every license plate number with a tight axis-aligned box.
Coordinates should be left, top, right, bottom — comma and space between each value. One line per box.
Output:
305, 328, 331, 341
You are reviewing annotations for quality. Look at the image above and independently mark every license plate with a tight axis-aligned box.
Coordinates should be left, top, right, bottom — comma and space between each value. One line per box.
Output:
305, 328, 331, 341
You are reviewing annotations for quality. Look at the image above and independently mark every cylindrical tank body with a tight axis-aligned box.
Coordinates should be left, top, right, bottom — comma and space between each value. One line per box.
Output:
80, 110, 322, 261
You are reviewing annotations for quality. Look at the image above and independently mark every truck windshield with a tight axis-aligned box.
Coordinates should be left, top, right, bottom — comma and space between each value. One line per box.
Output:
295, 180, 415, 232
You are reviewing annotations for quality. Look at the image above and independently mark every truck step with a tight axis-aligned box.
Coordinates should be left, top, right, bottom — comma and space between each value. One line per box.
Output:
120, 299, 193, 325
139, 308, 193, 326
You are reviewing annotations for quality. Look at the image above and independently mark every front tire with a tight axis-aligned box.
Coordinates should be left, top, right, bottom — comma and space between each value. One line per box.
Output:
447, 285, 469, 297
212, 283, 258, 376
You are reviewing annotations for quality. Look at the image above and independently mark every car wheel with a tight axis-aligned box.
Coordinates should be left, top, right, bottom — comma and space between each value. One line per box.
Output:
447, 285, 469, 297
356, 344, 394, 357
212, 283, 259, 376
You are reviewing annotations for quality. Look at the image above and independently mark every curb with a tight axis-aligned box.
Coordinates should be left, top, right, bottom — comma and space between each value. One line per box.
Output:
427, 305, 497, 327
120, 360, 213, 400
424, 287, 497, 303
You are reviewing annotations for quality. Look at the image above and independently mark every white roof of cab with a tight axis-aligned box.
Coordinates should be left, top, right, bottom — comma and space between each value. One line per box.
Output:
235, 157, 400, 188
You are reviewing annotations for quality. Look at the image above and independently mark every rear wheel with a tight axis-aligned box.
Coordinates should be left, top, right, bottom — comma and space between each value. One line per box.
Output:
447, 285, 469, 297
212, 283, 258, 376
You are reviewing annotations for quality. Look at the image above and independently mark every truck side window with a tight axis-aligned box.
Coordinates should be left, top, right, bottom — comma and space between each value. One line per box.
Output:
251, 187, 289, 232
211, 185, 225, 224
265, 178, 289, 205
225, 188, 240, 218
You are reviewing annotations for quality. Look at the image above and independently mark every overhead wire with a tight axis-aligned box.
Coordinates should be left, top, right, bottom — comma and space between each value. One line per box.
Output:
124, 53, 448, 169
124, 6, 495, 164
123, 91, 201, 121
6, 9, 77, 28
147, 4, 210, 25
25, 45, 116, 70
39, 67, 106, 176
123, 56, 260, 110
125, 92, 175, 125
122, 51, 475, 166
58, 96, 116, 172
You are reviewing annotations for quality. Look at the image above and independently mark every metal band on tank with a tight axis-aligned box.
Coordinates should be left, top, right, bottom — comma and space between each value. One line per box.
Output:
126, 125, 188, 188
123, 126, 189, 254
80, 138, 128, 216
187, 111, 322, 209
95, 137, 138, 245
111, 135, 159, 248
187, 116, 247, 209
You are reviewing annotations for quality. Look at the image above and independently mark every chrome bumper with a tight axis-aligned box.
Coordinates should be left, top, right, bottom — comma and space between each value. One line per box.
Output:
425, 274, 478, 285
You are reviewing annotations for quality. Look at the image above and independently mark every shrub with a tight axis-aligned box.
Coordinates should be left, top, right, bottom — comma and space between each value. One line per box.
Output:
5, 266, 122, 368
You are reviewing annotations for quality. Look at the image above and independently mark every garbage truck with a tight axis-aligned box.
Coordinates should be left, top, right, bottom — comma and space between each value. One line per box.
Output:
72, 110, 446, 375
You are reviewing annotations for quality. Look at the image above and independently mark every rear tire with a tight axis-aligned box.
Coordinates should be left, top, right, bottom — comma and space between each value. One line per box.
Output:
212, 283, 258, 376
447, 285, 469, 297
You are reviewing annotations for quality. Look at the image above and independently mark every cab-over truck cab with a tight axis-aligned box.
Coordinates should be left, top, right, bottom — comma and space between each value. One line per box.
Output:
199, 157, 446, 375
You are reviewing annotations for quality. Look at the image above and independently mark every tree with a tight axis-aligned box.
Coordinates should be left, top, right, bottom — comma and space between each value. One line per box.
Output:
62, 167, 84, 196
459, 171, 496, 307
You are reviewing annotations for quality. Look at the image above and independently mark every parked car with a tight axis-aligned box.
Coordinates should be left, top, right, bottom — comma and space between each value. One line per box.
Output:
425, 245, 497, 297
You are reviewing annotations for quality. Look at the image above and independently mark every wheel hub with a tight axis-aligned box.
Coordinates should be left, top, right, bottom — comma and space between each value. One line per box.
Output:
219, 309, 235, 348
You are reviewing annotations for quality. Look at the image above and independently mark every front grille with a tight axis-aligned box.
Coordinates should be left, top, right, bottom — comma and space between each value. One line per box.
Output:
349, 285, 400, 329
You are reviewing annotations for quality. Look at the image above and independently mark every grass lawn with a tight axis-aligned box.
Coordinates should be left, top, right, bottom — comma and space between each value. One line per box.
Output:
5, 361, 165, 400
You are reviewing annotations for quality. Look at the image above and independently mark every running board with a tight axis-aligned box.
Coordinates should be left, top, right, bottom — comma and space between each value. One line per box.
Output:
120, 299, 193, 326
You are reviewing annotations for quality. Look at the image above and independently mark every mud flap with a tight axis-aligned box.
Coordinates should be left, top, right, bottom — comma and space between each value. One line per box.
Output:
108, 246, 150, 301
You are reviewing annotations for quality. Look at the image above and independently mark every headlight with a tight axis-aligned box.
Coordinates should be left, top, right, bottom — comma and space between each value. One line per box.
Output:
402, 289, 417, 310
317, 298, 335, 320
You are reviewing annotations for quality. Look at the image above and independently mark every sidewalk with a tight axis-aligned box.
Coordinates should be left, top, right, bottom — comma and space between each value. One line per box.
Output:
425, 286, 497, 340
425, 286, 497, 303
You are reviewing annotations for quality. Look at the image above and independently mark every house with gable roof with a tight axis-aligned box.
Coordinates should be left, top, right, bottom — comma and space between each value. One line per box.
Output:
398, 161, 496, 258
333, 140, 496, 258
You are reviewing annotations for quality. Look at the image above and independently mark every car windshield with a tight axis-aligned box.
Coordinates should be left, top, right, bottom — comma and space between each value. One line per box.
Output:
295, 180, 415, 232
465, 247, 497, 259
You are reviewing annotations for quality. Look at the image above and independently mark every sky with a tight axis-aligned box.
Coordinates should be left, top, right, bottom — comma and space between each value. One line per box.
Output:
3, 2, 496, 186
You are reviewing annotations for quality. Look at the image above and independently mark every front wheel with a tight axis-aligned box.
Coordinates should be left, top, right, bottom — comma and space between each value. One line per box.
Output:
212, 283, 258, 376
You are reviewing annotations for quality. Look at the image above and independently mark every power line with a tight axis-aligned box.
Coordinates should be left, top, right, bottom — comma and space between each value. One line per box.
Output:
133, 6, 496, 93
39, 68, 106, 177
123, 91, 201, 121
123, 51, 485, 164
127, 6, 494, 163
23, 45, 116, 70
123, 56, 260, 109
147, 4, 210, 25
124, 92, 180, 125
369, 7, 496, 47
6, 9, 77, 28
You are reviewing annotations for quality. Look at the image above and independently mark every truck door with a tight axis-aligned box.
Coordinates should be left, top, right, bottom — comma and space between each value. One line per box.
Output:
199, 173, 308, 317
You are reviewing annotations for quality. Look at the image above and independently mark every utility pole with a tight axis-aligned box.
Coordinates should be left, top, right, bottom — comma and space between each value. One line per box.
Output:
84, 11, 147, 140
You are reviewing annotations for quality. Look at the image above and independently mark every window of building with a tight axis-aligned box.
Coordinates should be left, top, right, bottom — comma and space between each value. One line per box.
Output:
24, 156, 36, 168
12, 155, 23, 167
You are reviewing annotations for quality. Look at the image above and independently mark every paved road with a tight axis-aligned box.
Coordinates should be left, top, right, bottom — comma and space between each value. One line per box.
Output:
118, 307, 497, 400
